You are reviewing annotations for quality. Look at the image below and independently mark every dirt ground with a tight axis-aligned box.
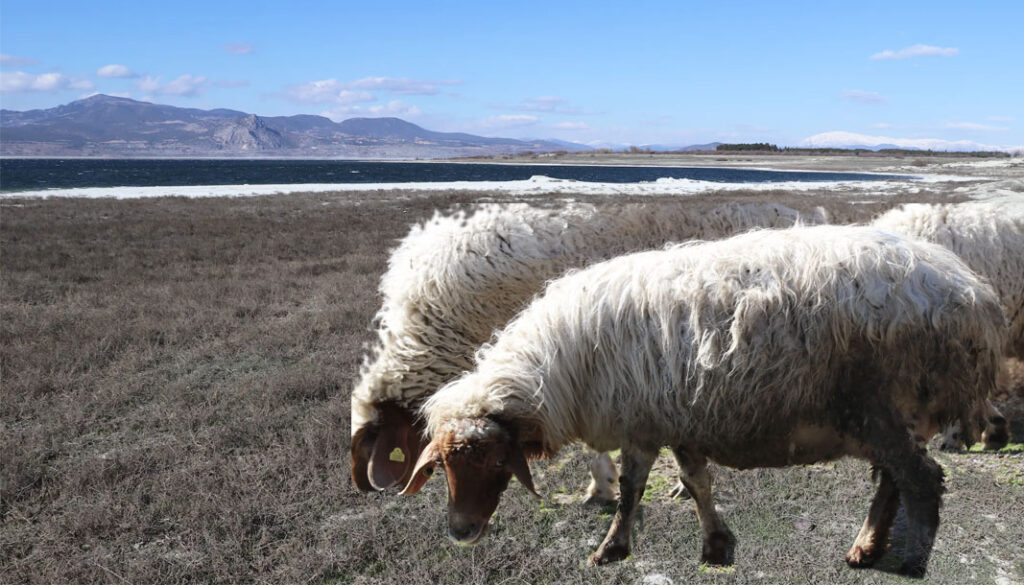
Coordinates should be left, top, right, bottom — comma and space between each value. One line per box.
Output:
2, 158, 1023, 584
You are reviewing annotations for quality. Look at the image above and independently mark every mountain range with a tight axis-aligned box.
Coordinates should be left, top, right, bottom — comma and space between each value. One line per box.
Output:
0, 95, 592, 158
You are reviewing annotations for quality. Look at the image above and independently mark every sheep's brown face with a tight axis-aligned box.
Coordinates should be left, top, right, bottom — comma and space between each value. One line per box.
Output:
402, 418, 537, 545
351, 403, 427, 492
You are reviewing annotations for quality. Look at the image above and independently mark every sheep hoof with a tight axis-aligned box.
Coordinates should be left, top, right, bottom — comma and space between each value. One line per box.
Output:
582, 492, 616, 507
898, 559, 928, 579
982, 429, 1008, 451
669, 482, 691, 500
844, 545, 882, 568
588, 543, 630, 565
700, 531, 731, 566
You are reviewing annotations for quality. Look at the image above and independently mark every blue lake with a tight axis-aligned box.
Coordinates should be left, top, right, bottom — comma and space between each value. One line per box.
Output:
0, 158, 907, 193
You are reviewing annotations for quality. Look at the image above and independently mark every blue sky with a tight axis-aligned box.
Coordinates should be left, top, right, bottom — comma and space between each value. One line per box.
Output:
2, 1, 1022, 149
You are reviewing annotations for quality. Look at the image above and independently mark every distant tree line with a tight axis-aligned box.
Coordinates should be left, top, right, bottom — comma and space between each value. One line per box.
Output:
716, 143, 779, 152
472, 146, 1012, 159
711, 144, 1009, 158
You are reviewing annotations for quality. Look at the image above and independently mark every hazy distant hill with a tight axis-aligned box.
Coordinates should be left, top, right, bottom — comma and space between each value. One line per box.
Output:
0, 94, 590, 158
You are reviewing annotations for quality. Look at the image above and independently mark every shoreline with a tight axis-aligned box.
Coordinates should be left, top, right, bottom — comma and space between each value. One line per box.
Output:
0, 174, 947, 200
1, 154, 1018, 205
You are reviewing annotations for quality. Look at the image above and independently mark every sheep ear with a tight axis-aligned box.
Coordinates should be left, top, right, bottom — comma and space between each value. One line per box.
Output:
508, 443, 539, 498
350, 426, 376, 492
401, 439, 440, 495
367, 417, 416, 490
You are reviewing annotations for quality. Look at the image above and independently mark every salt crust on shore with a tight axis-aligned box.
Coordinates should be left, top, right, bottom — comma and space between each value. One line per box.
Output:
0, 172, 995, 201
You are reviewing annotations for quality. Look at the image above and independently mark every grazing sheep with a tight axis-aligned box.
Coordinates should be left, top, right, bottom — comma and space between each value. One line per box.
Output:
351, 201, 825, 499
403, 225, 1007, 577
871, 202, 1024, 450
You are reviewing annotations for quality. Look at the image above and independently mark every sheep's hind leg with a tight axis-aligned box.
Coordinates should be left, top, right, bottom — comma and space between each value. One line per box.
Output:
671, 446, 733, 566
588, 449, 656, 565
857, 410, 944, 577
845, 467, 899, 568
894, 447, 944, 577
583, 450, 618, 506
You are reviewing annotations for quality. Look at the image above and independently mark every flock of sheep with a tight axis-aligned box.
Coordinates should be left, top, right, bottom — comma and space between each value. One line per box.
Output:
350, 198, 1023, 577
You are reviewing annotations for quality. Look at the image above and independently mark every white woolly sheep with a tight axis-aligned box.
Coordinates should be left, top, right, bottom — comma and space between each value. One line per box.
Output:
871, 201, 1024, 450
403, 225, 1007, 577
351, 201, 825, 499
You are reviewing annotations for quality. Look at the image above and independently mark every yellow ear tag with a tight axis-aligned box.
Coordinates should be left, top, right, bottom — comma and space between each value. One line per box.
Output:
389, 448, 406, 463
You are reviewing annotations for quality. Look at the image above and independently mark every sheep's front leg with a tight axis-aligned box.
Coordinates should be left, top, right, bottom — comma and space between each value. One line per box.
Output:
672, 446, 733, 565
583, 450, 618, 506
588, 449, 656, 565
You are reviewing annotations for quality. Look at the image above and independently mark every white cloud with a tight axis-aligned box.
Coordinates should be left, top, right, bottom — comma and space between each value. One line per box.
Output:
521, 96, 565, 111
286, 76, 461, 103
137, 75, 161, 93
802, 130, 1017, 152
135, 74, 207, 97
367, 100, 422, 116
163, 74, 207, 96
286, 79, 376, 104
0, 71, 93, 92
945, 121, 1007, 131
478, 114, 539, 129
554, 121, 589, 130
870, 44, 959, 60
96, 64, 136, 78
346, 76, 461, 95
26, 72, 62, 91
213, 79, 250, 88
840, 89, 885, 104
335, 89, 375, 103
518, 96, 583, 113
502, 95, 590, 115
321, 100, 423, 121
223, 42, 254, 55
1, 54, 39, 67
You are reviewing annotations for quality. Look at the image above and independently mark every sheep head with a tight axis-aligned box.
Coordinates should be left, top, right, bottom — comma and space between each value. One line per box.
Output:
402, 417, 538, 545
351, 402, 427, 492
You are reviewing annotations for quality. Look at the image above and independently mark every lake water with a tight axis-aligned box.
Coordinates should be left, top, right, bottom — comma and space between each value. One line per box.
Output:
0, 159, 905, 193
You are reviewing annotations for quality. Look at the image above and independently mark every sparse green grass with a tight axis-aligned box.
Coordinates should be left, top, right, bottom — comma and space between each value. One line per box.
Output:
968, 442, 1024, 454
698, 563, 736, 575
2, 185, 1020, 584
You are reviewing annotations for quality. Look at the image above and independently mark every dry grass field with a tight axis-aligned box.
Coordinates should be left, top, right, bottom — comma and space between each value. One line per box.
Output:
2, 186, 1022, 584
